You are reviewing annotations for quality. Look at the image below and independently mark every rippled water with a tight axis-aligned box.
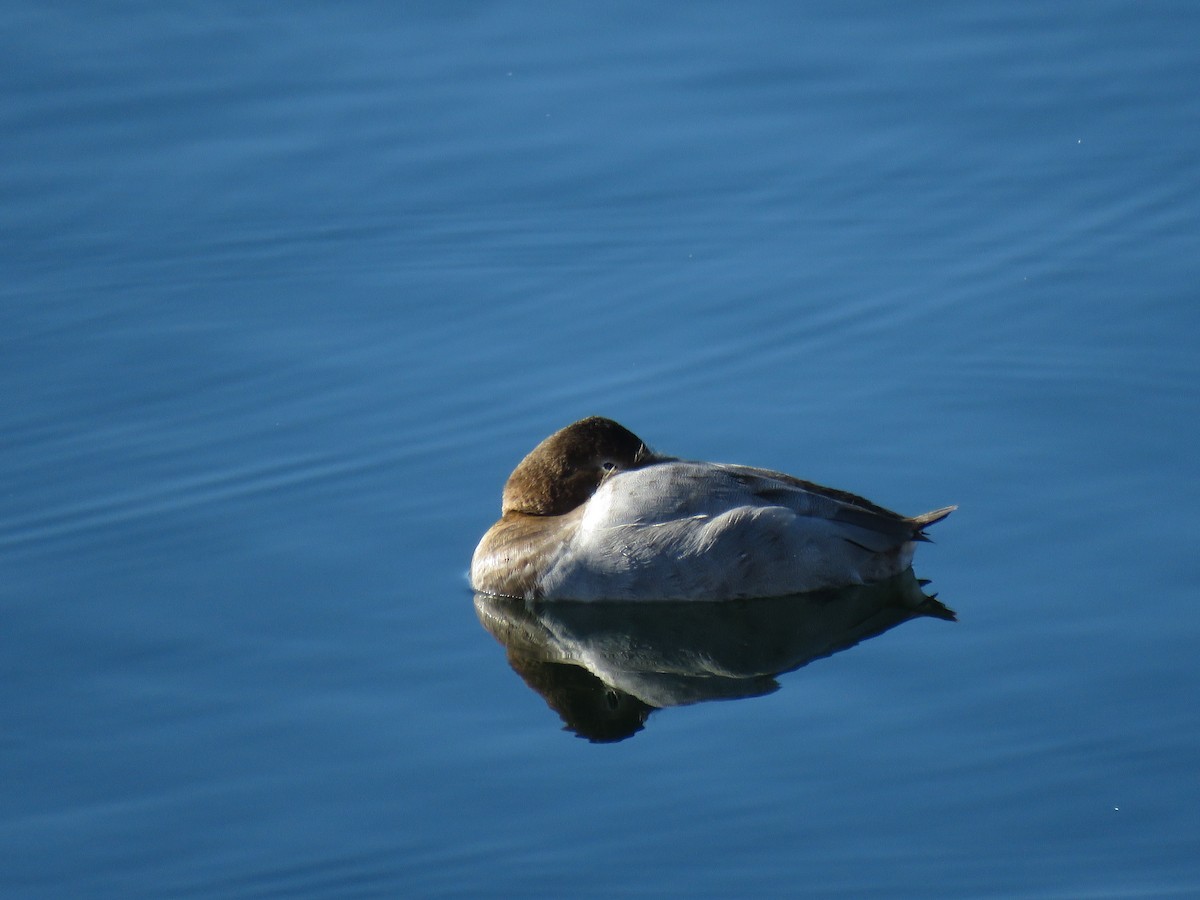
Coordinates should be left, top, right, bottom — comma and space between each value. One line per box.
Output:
4, 2, 1199, 896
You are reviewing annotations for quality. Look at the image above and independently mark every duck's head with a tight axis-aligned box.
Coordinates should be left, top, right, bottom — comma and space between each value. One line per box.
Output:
500, 417, 651, 516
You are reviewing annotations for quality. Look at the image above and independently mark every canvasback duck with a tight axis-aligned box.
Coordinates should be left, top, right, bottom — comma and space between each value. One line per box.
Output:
470, 417, 954, 601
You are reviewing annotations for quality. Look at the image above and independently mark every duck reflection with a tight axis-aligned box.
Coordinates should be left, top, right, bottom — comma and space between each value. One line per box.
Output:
475, 570, 954, 743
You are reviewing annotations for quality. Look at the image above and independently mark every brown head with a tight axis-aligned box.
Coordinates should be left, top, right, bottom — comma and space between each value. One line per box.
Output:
500, 417, 652, 516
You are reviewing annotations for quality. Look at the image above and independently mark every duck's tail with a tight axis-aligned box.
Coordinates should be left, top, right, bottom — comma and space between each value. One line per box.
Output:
909, 505, 956, 541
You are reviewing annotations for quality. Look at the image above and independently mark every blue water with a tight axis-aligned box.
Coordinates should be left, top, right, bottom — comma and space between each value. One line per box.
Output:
4, 2, 1199, 896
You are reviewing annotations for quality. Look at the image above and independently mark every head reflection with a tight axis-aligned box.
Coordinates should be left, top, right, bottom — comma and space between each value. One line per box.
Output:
506, 656, 653, 743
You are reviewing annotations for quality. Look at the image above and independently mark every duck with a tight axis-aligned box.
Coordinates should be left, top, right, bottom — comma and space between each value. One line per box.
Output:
470, 417, 954, 602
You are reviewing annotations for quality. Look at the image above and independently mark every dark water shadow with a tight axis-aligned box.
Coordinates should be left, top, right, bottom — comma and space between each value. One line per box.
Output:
475, 570, 954, 743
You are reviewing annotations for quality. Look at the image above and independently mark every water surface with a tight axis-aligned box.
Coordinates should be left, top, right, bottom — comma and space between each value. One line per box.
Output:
3, 2, 1199, 896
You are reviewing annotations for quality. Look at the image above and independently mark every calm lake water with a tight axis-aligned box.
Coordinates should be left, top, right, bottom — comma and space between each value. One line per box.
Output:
4, 2, 1199, 897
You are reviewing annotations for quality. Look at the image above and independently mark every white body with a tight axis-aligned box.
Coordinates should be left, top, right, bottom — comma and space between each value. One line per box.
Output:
471, 460, 924, 601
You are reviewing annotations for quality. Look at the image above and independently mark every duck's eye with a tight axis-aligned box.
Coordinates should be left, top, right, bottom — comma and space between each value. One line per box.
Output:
600, 460, 618, 473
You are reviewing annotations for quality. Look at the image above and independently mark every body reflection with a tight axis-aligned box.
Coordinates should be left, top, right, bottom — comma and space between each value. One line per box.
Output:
476, 570, 954, 742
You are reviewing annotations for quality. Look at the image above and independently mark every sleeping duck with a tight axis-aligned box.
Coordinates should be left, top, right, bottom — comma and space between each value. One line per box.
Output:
471, 417, 953, 601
